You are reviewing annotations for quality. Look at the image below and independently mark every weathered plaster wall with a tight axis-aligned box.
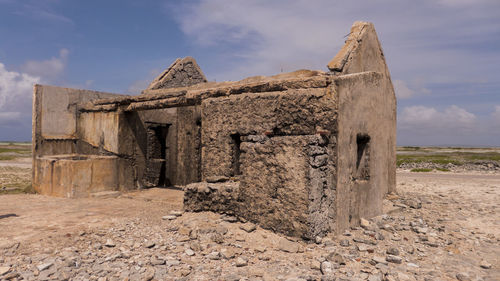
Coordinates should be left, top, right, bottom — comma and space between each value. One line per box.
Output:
32, 85, 132, 196
78, 112, 120, 153
32, 85, 124, 157
334, 71, 397, 232
35, 155, 134, 198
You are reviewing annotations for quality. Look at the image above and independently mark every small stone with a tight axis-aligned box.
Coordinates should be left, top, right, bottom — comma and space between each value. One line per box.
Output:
315, 236, 323, 244
368, 274, 382, 281
320, 261, 334, 275
162, 215, 177, 220
413, 227, 428, 234
178, 227, 191, 236
220, 248, 236, 259
278, 238, 300, 253
321, 275, 336, 281
37, 262, 53, 271
371, 256, 387, 265
222, 215, 238, 223
405, 199, 422, 209
322, 237, 335, 246
189, 241, 201, 252
375, 232, 385, 240
456, 273, 471, 281
208, 251, 221, 260
311, 260, 321, 270
0, 267, 10, 276
211, 233, 224, 244
215, 225, 228, 235
254, 245, 266, 253
235, 257, 248, 267
150, 257, 165, 265
479, 260, 492, 269
144, 241, 156, 248
327, 252, 345, 265
2, 272, 20, 280
360, 218, 371, 229
340, 239, 350, 247
144, 267, 155, 281
166, 259, 180, 266
240, 223, 256, 233
170, 210, 184, 217
386, 247, 400, 255
185, 249, 195, 256
357, 244, 373, 252
104, 239, 116, 247
386, 255, 402, 264
407, 262, 419, 269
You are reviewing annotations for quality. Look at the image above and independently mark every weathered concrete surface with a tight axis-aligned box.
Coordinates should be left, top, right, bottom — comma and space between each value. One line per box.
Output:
34, 155, 134, 197
239, 135, 336, 239
32, 85, 130, 197
328, 21, 391, 77
334, 71, 396, 232
146, 57, 207, 91
200, 88, 337, 179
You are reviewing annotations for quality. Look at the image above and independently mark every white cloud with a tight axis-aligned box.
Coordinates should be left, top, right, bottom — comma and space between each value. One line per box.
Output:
171, 0, 500, 83
398, 105, 477, 134
21, 48, 69, 81
0, 63, 40, 125
393, 80, 414, 99
171, 0, 347, 79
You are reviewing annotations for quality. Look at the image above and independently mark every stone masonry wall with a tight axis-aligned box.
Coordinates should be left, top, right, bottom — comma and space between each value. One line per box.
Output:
201, 88, 337, 180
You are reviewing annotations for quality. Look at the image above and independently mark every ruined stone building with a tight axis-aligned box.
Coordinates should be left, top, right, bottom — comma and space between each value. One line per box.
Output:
32, 22, 396, 238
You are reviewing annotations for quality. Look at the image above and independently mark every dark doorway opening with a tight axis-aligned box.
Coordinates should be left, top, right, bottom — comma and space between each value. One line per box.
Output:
146, 123, 171, 187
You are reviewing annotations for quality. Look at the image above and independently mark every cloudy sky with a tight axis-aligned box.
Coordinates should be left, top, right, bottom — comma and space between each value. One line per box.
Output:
0, 0, 499, 145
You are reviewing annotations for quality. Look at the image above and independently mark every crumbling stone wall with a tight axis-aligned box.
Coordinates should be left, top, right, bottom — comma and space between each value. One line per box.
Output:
33, 21, 396, 238
201, 88, 338, 180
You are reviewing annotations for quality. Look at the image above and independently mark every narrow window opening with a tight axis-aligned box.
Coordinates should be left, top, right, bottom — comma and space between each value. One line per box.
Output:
356, 134, 370, 180
230, 133, 242, 176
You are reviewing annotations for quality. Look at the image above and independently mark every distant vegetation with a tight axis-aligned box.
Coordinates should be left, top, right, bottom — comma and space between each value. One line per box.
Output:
396, 146, 500, 166
410, 168, 433, 172
0, 143, 32, 194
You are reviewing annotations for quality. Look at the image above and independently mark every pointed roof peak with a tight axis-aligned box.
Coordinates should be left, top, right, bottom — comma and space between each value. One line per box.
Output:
146, 57, 207, 91
327, 21, 390, 76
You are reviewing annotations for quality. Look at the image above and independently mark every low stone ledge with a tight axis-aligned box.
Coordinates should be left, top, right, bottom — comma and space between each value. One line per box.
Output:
183, 181, 240, 215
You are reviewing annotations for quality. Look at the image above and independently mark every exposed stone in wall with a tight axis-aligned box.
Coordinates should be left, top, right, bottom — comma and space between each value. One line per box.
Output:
238, 135, 336, 239
184, 181, 240, 215
201, 88, 338, 179
184, 134, 337, 239
146, 57, 207, 91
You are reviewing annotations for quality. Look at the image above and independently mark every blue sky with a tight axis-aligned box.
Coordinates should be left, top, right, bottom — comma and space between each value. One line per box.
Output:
0, 0, 499, 145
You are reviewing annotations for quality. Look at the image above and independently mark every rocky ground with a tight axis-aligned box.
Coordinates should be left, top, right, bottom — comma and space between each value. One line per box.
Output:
0, 171, 499, 281
398, 161, 500, 173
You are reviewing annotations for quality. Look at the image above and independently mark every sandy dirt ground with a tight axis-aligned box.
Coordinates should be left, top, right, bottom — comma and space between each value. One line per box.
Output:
0, 171, 498, 280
